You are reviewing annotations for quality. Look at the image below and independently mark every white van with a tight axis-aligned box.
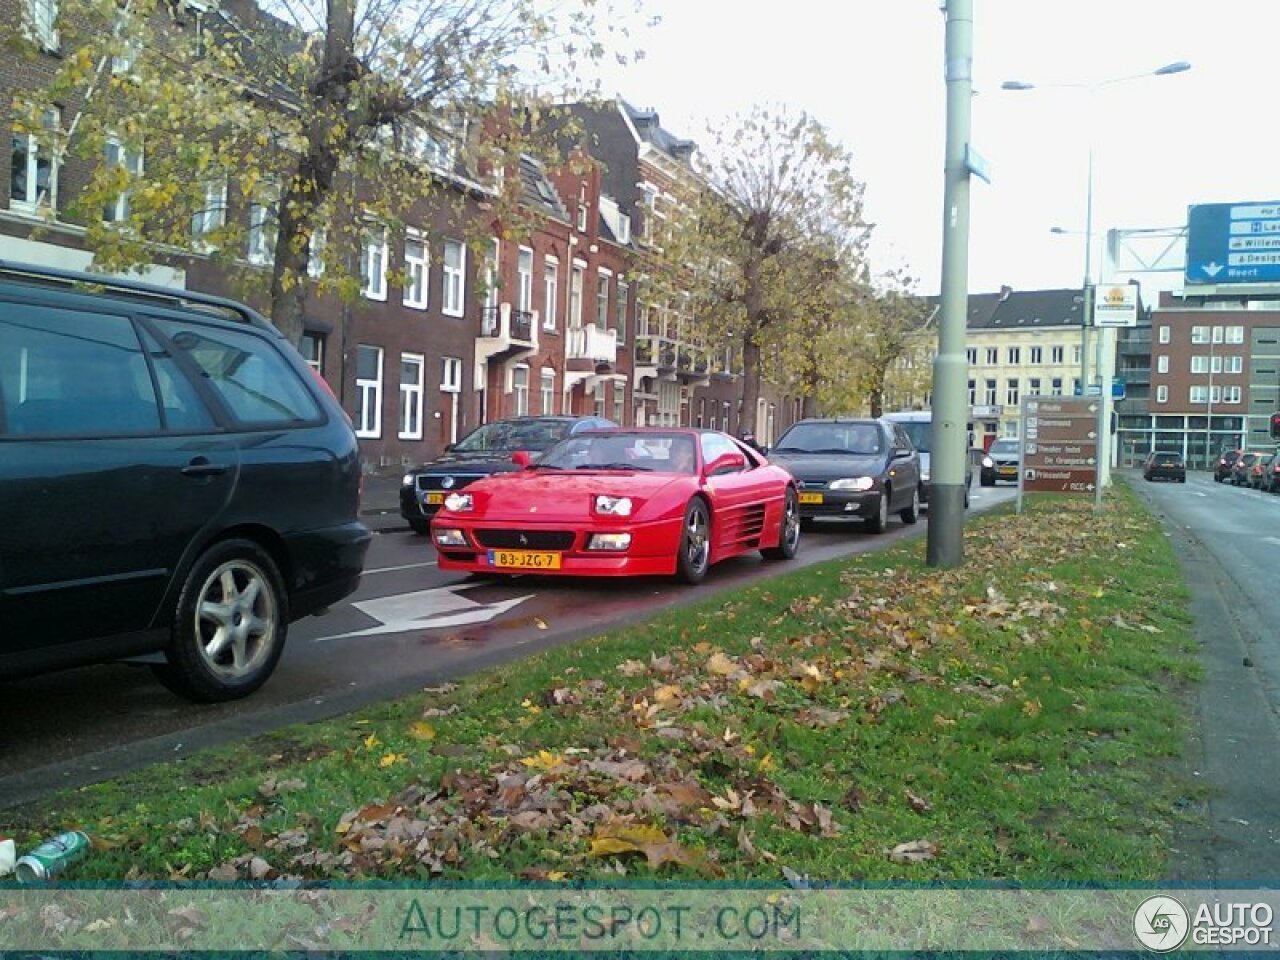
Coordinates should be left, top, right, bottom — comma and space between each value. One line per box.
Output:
882, 410, 974, 508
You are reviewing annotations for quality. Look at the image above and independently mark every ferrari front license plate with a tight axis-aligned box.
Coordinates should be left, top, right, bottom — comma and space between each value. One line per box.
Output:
488, 549, 562, 570
798, 492, 824, 505
426, 492, 444, 505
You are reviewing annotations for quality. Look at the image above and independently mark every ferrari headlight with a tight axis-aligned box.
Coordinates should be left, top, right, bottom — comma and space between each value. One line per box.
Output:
594, 495, 634, 516
434, 528, 468, 547
587, 533, 632, 551
828, 477, 874, 491
982, 456, 994, 468
443, 493, 473, 512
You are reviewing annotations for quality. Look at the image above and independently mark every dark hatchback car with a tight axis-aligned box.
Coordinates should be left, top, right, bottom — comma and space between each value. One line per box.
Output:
980, 437, 1021, 486
1214, 447, 1243, 482
0, 261, 371, 702
1142, 451, 1186, 482
400, 415, 615, 534
767, 417, 921, 533
1230, 451, 1269, 486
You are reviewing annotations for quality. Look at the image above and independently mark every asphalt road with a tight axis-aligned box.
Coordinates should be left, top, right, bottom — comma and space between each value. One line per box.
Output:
1130, 469, 1280, 880
0, 486, 1017, 806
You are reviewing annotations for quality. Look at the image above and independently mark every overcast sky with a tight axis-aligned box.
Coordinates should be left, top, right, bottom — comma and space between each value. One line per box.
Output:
592, 0, 1280, 297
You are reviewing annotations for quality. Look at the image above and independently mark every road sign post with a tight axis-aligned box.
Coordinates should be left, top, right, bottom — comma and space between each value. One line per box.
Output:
1017, 396, 1101, 514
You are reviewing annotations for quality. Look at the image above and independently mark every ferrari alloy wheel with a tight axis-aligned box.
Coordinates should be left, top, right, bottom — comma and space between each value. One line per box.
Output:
676, 498, 711, 584
762, 487, 801, 562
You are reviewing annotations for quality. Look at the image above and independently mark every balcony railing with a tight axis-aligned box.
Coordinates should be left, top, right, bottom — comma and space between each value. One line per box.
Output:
567, 323, 618, 364
479, 303, 536, 345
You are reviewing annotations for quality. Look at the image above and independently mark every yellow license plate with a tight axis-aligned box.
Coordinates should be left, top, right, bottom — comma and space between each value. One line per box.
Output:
426, 492, 444, 504
489, 550, 562, 570
798, 492, 824, 504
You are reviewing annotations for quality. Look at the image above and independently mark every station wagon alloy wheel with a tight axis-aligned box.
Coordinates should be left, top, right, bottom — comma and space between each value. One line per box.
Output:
195, 559, 278, 680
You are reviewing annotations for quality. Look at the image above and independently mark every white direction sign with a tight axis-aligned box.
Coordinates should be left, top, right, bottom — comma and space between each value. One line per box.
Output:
325, 586, 532, 639
1093, 284, 1138, 327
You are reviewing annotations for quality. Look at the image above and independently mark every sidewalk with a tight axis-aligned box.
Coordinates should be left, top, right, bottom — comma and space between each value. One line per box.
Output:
360, 472, 409, 533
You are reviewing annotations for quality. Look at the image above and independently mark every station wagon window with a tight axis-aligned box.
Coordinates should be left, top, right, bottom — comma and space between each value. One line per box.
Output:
0, 305, 161, 437
166, 322, 321, 426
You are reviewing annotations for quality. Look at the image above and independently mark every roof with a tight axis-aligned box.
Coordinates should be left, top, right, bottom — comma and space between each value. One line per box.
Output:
958, 288, 1086, 330
620, 101, 697, 163
517, 155, 568, 222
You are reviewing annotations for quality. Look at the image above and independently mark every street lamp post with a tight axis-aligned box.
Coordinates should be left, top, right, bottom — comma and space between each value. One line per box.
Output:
1001, 61, 1190, 504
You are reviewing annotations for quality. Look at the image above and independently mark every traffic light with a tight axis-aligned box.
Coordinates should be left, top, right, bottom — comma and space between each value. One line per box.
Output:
1271, 411, 1280, 440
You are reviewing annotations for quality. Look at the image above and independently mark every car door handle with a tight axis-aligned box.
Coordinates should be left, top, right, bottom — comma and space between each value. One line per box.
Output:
181, 457, 228, 478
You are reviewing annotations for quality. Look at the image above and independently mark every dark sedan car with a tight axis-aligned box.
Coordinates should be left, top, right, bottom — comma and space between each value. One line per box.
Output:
980, 437, 1022, 486
1230, 451, 1269, 486
1214, 447, 1243, 482
1142, 451, 1186, 482
400, 415, 615, 534
767, 417, 921, 534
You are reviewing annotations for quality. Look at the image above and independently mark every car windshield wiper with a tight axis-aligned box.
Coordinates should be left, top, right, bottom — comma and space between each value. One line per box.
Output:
771, 446, 805, 453
529, 464, 565, 470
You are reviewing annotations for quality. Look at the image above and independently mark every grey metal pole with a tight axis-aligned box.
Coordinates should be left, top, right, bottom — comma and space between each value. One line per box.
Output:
926, 0, 972, 568
1080, 145, 1094, 392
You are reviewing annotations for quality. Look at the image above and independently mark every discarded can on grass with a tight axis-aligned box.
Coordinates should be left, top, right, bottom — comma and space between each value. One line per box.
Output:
14, 831, 91, 883
0, 836, 15, 877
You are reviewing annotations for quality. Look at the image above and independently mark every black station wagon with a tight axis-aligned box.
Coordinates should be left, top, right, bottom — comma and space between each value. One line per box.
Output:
0, 261, 371, 701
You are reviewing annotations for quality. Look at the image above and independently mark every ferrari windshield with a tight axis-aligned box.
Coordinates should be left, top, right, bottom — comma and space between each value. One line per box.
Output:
537, 432, 698, 473
773, 421, 884, 456
451, 418, 575, 453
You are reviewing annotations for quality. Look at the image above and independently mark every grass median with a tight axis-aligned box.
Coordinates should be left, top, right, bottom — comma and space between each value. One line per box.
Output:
5, 481, 1201, 883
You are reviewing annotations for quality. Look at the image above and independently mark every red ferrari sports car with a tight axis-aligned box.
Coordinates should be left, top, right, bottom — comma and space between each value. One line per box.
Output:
430, 428, 800, 583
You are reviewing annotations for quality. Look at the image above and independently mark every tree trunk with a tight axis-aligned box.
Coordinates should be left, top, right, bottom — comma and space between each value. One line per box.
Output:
801, 392, 818, 419
869, 385, 884, 419
740, 335, 762, 438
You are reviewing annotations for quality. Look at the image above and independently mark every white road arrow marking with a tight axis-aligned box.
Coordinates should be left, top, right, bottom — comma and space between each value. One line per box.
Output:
1203, 261, 1224, 278
321, 586, 532, 639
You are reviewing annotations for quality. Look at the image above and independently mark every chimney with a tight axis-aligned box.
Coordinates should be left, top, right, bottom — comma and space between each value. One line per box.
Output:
998, 285, 1013, 302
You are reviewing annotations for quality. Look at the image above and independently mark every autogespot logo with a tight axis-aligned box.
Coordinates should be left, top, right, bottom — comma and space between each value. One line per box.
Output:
1134, 895, 1190, 952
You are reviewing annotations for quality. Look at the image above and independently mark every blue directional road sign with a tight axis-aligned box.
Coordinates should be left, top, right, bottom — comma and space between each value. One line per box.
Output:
1187, 202, 1280, 285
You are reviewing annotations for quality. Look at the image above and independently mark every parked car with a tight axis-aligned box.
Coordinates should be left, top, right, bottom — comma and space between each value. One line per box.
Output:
0, 260, 371, 701
766, 417, 921, 533
980, 438, 1022, 486
431, 428, 799, 584
1252, 453, 1277, 490
1142, 451, 1186, 483
882, 409, 974, 508
400, 415, 615, 534
1265, 455, 1280, 493
1230, 451, 1269, 486
1215, 448, 1243, 482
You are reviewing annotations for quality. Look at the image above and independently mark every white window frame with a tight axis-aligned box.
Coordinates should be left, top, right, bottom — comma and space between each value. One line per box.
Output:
576, 182, 588, 232
596, 269, 611, 327
398, 353, 425, 440
362, 225, 388, 301
1157, 355, 1170, 374
1223, 385, 1242, 403
443, 239, 466, 317
616, 280, 629, 344
104, 136, 143, 223
299, 333, 324, 374
191, 175, 227, 243
403, 230, 428, 309
543, 257, 559, 331
1051, 377, 1063, 396
569, 261, 585, 328
1227, 355, 1243, 374
966, 347, 977, 365
1156, 384, 1168, 404
247, 180, 279, 265
1007, 346, 1021, 365
1158, 325, 1171, 344
512, 364, 530, 416
1028, 377, 1041, 396
1226, 325, 1245, 344
1005, 378, 1019, 407
984, 379, 997, 405
9, 106, 60, 213
985, 347, 998, 365
25, 0, 58, 50
1191, 326, 1209, 345
355, 345, 383, 439
440, 356, 463, 393
517, 246, 534, 313
540, 367, 555, 415
1029, 346, 1042, 364
1051, 345, 1064, 364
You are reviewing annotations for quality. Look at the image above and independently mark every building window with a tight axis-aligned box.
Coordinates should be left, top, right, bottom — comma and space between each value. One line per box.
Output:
443, 239, 466, 316
1191, 326, 1209, 344
517, 246, 534, 314
1007, 346, 1021, 365
543, 258, 559, 330
1029, 377, 1041, 396
985, 347, 998, 365
1005, 378, 1019, 406
103, 136, 143, 222
1224, 385, 1242, 403
1158, 355, 1170, 374
569, 261, 585, 328
596, 271, 610, 327
1226, 325, 1244, 344
1211, 325, 1224, 344
362, 226, 388, 301
1227, 355, 1243, 373
1072, 345, 1082, 364
1051, 345, 1064, 364
540, 367, 555, 414
512, 364, 529, 416
307, 228, 326, 278
614, 384, 625, 425
1030, 346, 1042, 364
403, 231, 428, 308
1051, 377, 1063, 396
1158, 325, 1170, 344
24, 0, 58, 50
355, 344, 383, 438
191, 176, 227, 243
593, 380, 607, 418
576, 182, 588, 232
616, 281, 629, 343
247, 181, 279, 265
399, 353, 424, 440
441, 356, 462, 392
299, 333, 324, 375
984, 379, 997, 405
482, 239, 499, 318
10, 106, 60, 212
1156, 384, 1168, 404
967, 378, 976, 405
966, 347, 977, 365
